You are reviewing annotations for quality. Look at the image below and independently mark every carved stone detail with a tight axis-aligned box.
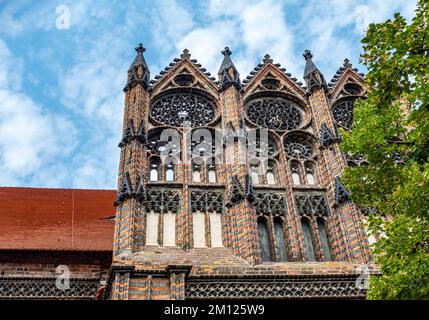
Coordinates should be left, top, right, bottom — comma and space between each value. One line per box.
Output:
253, 192, 287, 216
294, 192, 329, 218
190, 191, 224, 213
185, 277, 366, 299
246, 97, 302, 131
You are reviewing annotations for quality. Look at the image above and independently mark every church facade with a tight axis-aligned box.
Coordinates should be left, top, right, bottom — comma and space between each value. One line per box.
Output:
105, 44, 372, 300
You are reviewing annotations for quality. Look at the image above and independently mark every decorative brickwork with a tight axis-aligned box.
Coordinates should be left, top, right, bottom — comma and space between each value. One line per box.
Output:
108, 45, 373, 300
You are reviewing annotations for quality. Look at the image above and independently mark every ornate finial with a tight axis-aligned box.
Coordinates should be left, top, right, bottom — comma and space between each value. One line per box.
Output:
343, 58, 352, 68
303, 49, 313, 61
222, 47, 232, 57
135, 43, 146, 54
180, 48, 191, 59
263, 54, 273, 64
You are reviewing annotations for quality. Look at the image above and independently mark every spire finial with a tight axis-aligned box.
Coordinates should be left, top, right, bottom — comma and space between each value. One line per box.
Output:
303, 49, 313, 61
180, 48, 191, 59
263, 54, 273, 64
343, 58, 352, 68
135, 43, 146, 54
222, 47, 232, 57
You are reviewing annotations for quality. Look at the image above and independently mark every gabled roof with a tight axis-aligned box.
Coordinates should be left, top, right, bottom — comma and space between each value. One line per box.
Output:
242, 54, 306, 91
149, 49, 218, 90
0, 187, 116, 251
328, 58, 365, 92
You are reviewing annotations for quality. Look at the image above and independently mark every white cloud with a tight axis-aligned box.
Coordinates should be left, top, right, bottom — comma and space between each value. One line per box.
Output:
0, 39, 77, 186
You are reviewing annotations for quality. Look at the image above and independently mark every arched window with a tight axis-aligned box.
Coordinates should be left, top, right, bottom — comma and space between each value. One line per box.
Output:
149, 158, 161, 182
165, 163, 175, 182
317, 218, 332, 261
274, 218, 288, 262
266, 161, 277, 185
291, 161, 301, 185
207, 163, 217, 183
305, 162, 316, 185
301, 219, 316, 261
192, 163, 201, 183
258, 217, 272, 262
250, 164, 260, 184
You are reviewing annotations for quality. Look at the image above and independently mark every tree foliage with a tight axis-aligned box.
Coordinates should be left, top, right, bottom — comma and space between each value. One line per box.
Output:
341, 0, 429, 299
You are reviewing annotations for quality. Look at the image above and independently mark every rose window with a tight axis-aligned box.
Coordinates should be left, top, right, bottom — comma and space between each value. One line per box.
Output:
150, 92, 216, 127
284, 132, 315, 160
246, 97, 303, 131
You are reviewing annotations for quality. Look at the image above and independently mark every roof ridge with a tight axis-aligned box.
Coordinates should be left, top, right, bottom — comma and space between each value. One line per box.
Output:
327, 58, 365, 89
149, 49, 218, 89
242, 54, 306, 91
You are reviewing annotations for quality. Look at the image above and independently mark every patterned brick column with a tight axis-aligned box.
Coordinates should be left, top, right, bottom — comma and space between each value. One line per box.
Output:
303, 50, 370, 263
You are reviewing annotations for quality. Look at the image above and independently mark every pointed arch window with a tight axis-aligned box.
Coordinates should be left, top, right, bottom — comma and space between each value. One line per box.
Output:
207, 163, 217, 183
274, 218, 288, 262
165, 162, 175, 182
305, 161, 316, 185
149, 158, 161, 182
258, 217, 273, 262
301, 218, 316, 261
291, 161, 301, 185
266, 160, 277, 185
317, 218, 331, 261
250, 163, 260, 184
192, 163, 202, 183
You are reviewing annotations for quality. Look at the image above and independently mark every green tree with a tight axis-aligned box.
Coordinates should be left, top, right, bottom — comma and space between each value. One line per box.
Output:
341, 0, 429, 299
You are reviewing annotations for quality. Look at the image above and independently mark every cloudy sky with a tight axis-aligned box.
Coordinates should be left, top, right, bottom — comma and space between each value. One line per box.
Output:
0, 0, 417, 189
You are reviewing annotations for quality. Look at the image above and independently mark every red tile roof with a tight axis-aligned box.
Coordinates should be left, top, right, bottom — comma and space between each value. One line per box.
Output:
0, 187, 116, 251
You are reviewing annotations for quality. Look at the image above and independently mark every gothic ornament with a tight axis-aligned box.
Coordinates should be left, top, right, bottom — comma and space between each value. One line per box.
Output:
227, 175, 244, 206
320, 122, 340, 148
150, 91, 216, 127
253, 192, 287, 216
335, 177, 350, 206
115, 172, 133, 205
185, 277, 366, 299
246, 97, 303, 131
144, 189, 181, 213
124, 43, 150, 92
191, 191, 224, 213
0, 278, 100, 299
294, 193, 329, 218
303, 50, 327, 93
115, 173, 148, 206
332, 98, 355, 129
118, 119, 147, 147
218, 47, 241, 91
245, 174, 256, 203
284, 132, 316, 160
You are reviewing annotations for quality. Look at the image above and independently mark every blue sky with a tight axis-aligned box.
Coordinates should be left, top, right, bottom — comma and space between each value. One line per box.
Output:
0, 0, 417, 189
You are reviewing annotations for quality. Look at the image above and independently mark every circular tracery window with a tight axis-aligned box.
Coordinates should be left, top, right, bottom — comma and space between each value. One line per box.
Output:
150, 92, 216, 127
246, 97, 302, 131
332, 99, 355, 129
284, 132, 315, 160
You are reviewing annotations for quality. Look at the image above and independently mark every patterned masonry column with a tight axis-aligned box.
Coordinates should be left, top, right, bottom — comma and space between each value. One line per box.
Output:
113, 44, 150, 256
302, 50, 370, 263
110, 268, 133, 300
218, 47, 258, 264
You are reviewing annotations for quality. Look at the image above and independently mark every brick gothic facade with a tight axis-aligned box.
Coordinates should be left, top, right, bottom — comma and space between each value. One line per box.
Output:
105, 44, 373, 300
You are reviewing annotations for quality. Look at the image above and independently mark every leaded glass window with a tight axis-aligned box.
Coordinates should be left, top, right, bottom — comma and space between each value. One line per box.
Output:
274, 218, 288, 262
301, 219, 316, 261
150, 91, 216, 127
332, 99, 355, 129
246, 97, 303, 131
258, 218, 272, 262
284, 132, 315, 160
317, 219, 332, 261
